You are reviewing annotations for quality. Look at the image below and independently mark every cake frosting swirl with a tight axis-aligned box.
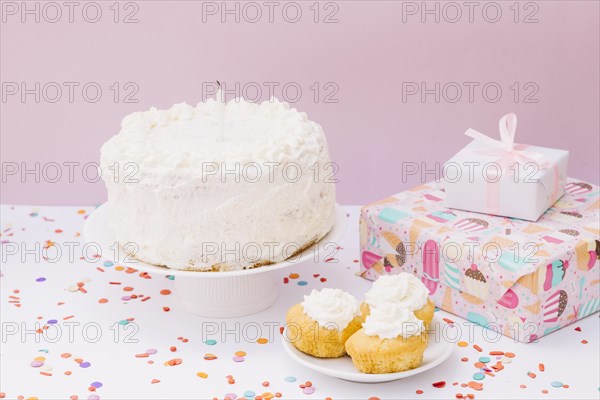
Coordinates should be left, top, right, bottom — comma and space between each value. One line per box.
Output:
364, 273, 429, 311
100, 97, 336, 271
301, 289, 360, 331
362, 303, 425, 339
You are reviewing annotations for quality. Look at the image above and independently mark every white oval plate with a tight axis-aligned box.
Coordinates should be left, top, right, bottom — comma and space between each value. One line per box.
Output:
83, 202, 347, 278
282, 315, 454, 383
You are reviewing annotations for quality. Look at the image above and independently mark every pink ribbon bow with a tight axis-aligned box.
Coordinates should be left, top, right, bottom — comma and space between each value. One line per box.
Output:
465, 113, 548, 168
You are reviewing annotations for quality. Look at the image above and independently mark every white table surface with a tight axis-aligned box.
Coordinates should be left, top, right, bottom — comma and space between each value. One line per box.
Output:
1, 205, 598, 400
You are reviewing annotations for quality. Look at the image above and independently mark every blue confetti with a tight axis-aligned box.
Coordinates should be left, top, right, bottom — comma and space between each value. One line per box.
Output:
473, 372, 485, 380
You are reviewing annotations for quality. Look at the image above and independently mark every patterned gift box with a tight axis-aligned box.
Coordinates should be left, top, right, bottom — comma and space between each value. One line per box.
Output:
359, 178, 599, 342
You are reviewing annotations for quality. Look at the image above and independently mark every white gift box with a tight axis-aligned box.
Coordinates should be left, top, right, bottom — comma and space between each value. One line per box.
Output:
444, 114, 569, 222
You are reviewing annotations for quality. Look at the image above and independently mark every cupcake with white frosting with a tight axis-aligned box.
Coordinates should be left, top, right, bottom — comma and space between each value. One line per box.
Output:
345, 303, 428, 374
285, 288, 364, 358
363, 273, 435, 328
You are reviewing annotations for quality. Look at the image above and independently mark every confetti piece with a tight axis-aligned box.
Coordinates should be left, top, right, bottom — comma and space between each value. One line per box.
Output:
457, 341, 468, 347
433, 381, 446, 388
35, 277, 46, 282
79, 362, 91, 368
232, 356, 245, 362
539, 363, 545, 372
160, 289, 171, 295
205, 339, 217, 346
473, 372, 485, 380
235, 351, 246, 357
165, 358, 182, 366
489, 351, 504, 355
90, 382, 102, 388
244, 391, 256, 397
504, 352, 516, 358
467, 381, 483, 391
151, 379, 160, 384
284, 376, 297, 382
196, 372, 208, 379
473, 345, 483, 352
98, 298, 108, 304
551, 381, 563, 387
297, 280, 308, 286
256, 338, 268, 344
204, 353, 217, 360
303, 387, 315, 394
415, 390, 424, 394
289, 273, 299, 279
527, 372, 537, 379
478, 357, 490, 363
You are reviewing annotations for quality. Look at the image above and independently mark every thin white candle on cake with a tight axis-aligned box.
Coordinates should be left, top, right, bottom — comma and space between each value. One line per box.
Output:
215, 80, 226, 142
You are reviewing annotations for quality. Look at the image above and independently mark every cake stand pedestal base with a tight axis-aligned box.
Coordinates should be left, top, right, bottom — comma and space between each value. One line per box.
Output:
83, 202, 346, 318
173, 272, 278, 318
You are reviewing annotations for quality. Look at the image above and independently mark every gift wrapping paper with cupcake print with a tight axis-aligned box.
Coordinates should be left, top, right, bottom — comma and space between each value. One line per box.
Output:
359, 178, 600, 343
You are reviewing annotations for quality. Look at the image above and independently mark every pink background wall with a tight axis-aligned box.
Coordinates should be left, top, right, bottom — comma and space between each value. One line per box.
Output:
1, 1, 599, 205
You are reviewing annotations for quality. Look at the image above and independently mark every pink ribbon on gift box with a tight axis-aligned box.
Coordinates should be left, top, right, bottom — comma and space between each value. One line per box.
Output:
464, 113, 560, 215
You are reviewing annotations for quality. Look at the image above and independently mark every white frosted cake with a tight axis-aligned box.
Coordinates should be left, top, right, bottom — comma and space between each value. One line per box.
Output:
100, 97, 336, 271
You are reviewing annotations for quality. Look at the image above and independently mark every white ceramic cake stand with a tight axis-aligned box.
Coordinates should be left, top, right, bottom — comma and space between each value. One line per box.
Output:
83, 203, 347, 318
